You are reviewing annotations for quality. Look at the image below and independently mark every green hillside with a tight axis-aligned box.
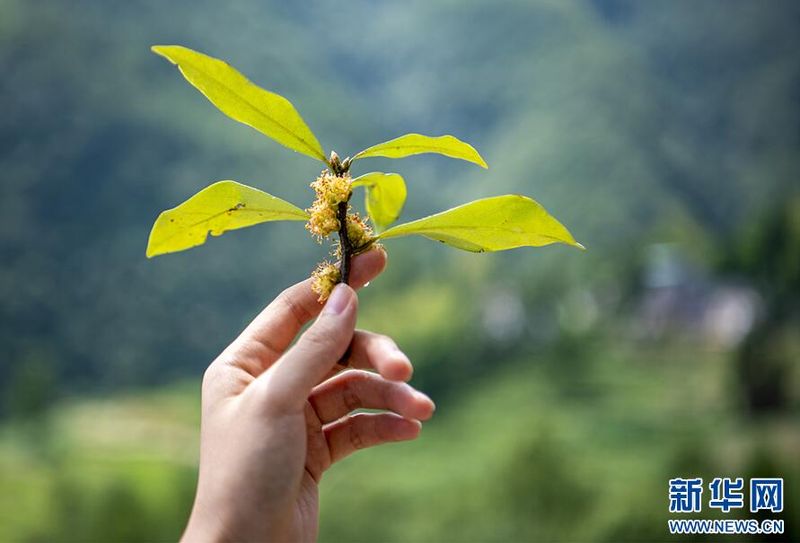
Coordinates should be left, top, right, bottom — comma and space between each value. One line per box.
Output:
2, 334, 797, 541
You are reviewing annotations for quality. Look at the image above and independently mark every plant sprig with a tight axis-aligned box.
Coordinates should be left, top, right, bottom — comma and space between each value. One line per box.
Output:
146, 45, 584, 301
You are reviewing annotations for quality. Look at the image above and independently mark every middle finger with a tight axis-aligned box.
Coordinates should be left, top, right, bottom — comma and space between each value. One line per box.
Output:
309, 370, 435, 425
319, 330, 413, 384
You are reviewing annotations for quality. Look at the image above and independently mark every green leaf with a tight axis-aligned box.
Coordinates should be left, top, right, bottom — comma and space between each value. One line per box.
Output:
378, 195, 584, 252
351, 172, 407, 232
352, 134, 488, 168
151, 45, 326, 161
147, 180, 308, 258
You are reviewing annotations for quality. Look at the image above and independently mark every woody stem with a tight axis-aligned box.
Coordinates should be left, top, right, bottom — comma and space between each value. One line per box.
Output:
336, 200, 352, 285
327, 152, 353, 286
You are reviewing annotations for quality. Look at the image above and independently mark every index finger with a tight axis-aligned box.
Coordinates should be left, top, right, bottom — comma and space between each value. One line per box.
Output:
235, 247, 387, 366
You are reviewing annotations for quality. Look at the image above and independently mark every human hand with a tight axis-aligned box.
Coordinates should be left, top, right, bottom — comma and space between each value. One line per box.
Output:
182, 248, 435, 542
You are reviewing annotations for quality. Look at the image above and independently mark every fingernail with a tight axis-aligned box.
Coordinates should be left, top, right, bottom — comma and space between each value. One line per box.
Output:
323, 284, 350, 315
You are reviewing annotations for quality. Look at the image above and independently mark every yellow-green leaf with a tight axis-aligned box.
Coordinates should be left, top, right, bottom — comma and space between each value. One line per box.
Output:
151, 45, 325, 161
351, 172, 407, 232
353, 134, 488, 169
378, 195, 583, 252
146, 180, 308, 258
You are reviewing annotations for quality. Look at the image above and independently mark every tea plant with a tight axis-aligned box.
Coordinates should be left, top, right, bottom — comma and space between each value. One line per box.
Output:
147, 45, 583, 300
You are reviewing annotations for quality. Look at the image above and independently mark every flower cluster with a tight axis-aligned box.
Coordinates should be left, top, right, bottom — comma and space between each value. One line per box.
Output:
346, 213, 374, 250
311, 261, 341, 302
306, 167, 376, 302
305, 170, 352, 241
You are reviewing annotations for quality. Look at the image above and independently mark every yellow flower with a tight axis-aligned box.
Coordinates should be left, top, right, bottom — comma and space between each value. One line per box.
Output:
305, 202, 339, 241
311, 261, 341, 302
311, 170, 351, 206
346, 213, 374, 249
305, 170, 353, 241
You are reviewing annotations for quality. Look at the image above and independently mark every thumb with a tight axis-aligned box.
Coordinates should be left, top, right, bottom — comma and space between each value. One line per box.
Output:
260, 284, 357, 411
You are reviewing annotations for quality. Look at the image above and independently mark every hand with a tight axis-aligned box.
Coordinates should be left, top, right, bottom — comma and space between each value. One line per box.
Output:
182, 248, 435, 542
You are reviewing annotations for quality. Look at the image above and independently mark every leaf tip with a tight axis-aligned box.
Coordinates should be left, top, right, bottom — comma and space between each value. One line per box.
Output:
146, 209, 171, 258
145, 232, 164, 258
150, 45, 177, 64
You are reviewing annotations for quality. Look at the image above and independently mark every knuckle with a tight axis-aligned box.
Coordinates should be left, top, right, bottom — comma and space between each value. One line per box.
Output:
342, 379, 362, 413
301, 315, 351, 354
201, 361, 222, 393
341, 369, 372, 385
250, 373, 294, 415
302, 326, 335, 352
276, 288, 312, 326
349, 417, 367, 451
382, 381, 401, 406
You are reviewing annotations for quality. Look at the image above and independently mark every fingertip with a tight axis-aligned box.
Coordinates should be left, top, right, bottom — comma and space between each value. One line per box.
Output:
349, 247, 388, 289
396, 417, 422, 440
322, 283, 357, 316
414, 391, 436, 420
382, 353, 413, 382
